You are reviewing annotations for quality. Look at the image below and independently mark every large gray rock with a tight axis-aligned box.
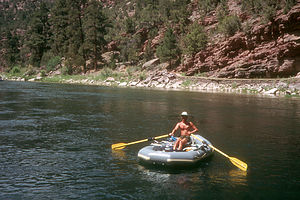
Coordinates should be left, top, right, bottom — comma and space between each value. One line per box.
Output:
142, 58, 160, 70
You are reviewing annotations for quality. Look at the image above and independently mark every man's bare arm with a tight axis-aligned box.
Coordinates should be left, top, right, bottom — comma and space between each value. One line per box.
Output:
169, 123, 180, 136
188, 122, 198, 135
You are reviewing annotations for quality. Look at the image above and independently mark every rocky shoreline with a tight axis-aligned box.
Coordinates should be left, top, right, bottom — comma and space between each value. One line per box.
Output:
2, 70, 299, 97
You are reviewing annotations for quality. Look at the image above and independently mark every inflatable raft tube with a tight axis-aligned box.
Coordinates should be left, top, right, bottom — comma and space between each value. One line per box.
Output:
138, 134, 214, 166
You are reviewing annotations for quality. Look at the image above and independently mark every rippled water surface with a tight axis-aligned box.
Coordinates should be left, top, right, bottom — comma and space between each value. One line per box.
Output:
0, 81, 299, 199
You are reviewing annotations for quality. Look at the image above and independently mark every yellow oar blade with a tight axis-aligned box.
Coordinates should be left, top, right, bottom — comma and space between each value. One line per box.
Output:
229, 157, 248, 172
111, 143, 127, 150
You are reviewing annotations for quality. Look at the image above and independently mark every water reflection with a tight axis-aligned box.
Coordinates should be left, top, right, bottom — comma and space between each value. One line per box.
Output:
228, 169, 248, 186
137, 165, 171, 184
111, 149, 127, 161
136, 162, 248, 190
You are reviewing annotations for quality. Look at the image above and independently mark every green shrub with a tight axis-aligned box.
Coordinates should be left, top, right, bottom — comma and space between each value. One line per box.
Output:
216, 1, 229, 21
260, 4, 277, 23
10, 65, 21, 74
144, 41, 154, 61
40, 70, 46, 77
125, 17, 135, 34
195, 72, 208, 77
242, 21, 252, 35
46, 56, 61, 72
241, 0, 289, 22
182, 23, 208, 55
284, 0, 297, 14
139, 72, 147, 81
181, 79, 193, 88
119, 35, 141, 63
156, 28, 180, 63
218, 15, 241, 36
241, 0, 263, 14
101, 67, 114, 79
61, 66, 72, 75
198, 0, 220, 14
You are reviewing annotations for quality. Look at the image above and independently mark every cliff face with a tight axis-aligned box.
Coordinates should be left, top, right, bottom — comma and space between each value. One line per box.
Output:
177, 2, 300, 78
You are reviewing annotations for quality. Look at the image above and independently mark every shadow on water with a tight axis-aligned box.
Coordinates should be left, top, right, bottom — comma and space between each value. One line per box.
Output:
137, 155, 214, 174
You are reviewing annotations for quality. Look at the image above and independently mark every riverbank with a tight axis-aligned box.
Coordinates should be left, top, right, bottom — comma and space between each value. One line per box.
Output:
1, 69, 300, 97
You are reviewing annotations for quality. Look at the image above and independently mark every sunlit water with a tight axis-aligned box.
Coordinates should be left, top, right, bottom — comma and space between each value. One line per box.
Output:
0, 81, 299, 199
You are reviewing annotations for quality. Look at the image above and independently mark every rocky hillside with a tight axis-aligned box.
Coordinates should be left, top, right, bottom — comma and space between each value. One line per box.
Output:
103, 0, 300, 79
177, 1, 300, 78
1, 0, 299, 80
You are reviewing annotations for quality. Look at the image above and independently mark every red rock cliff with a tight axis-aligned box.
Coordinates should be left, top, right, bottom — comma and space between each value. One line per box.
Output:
177, 2, 300, 78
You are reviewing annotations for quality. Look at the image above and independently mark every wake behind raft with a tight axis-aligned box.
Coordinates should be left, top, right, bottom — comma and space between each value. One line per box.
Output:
138, 134, 214, 166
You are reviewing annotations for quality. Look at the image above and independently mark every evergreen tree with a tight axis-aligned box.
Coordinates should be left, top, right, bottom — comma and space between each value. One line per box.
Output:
50, 0, 69, 56
169, 0, 191, 25
183, 23, 207, 56
65, 0, 87, 73
26, 2, 51, 67
83, 0, 109, 70
135, 0, 160, 29
50, 0, 87, 73
156, 28, 180, 65
3, 31, 20, 68
158, 0, 171, 21
198, 0, 220, 14
125, 17, 135, 34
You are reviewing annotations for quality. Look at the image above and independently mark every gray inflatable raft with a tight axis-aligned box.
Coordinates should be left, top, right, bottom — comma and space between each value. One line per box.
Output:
138, 134, 214, 166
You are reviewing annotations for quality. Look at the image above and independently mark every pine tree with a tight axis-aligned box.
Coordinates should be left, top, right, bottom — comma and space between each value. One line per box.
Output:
50, 0, 87, 73
26, 2, 51, 67
156, 28, 180, 66
83, 0, 109, 70
50, 0, 69, 56
3, 31, 20, 68
183, 23, 207, 56
65, 0, 87, 73
135, 0, 160, 29
169, 0, 191, 25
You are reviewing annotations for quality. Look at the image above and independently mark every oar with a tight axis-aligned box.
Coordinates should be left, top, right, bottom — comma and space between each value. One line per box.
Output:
191, 134, 248, 171
111, 134, 169, 150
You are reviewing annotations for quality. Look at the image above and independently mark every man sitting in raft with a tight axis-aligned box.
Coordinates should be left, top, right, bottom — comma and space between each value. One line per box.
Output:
169, 112, 199, 151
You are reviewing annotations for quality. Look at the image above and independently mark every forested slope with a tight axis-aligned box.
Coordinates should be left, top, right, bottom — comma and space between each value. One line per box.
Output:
1, 0, 299, 78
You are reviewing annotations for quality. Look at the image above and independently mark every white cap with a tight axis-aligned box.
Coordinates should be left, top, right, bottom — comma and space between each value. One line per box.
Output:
181, 111, 188, 116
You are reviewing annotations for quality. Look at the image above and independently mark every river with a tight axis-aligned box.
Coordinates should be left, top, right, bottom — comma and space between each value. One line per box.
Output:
0, 81, 299, 199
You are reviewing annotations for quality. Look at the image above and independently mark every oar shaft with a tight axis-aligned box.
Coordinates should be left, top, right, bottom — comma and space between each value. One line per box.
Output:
192, 134, 247, 171
209, 145, 229, 158
127, 139, 148, 146
191, 134, 229, 158
112, 134, 169, 149
126, 134, 169, 146
153, 134, 169, 139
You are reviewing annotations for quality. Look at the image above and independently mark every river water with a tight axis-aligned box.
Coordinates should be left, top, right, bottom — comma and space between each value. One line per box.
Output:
0, 81, 299, 199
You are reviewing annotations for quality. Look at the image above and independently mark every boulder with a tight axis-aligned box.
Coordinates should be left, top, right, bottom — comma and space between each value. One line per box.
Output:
264, 88, 278, 95
102, 51, 120, 63
142, 58, 160, 70
105, 77, 115, 82
119, 82, 127, 87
